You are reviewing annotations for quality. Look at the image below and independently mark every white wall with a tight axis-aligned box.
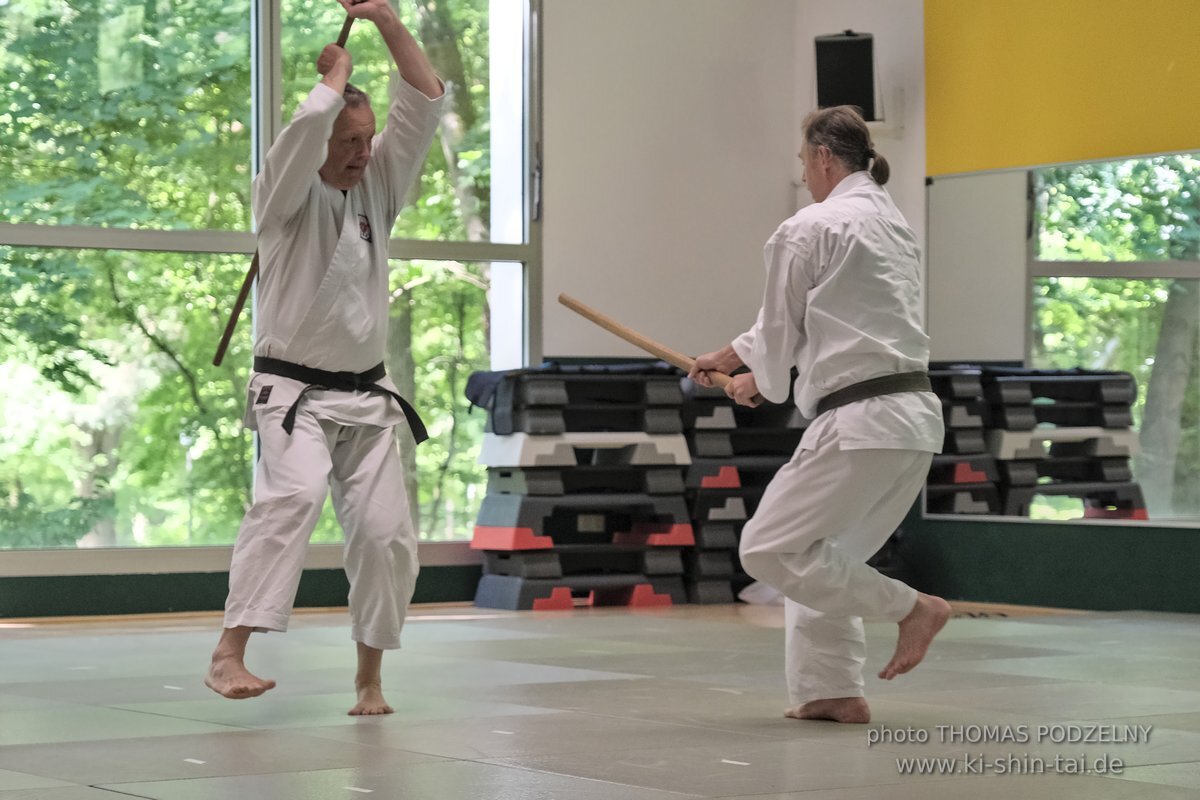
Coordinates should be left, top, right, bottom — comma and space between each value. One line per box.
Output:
793, 0, 926, 258
541, 0, 797, 359
541, 1, 1024, 365
926, 171, 1028, 362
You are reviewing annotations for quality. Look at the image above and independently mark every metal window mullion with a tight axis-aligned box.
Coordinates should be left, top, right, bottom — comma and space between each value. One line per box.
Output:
0, 223, 255, 255
253, 0, 284, 188
525, 0, 544, 366
386, 239, 532, 263
1030, 259, 1200, 280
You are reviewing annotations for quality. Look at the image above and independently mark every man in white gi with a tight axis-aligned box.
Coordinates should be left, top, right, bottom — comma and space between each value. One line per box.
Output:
690, 106, 951, 725
204, 0, 444, 716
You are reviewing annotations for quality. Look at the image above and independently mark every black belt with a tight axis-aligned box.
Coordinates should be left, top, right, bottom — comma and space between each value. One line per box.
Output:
253, 356, 428, 444
815, 371, 932, 416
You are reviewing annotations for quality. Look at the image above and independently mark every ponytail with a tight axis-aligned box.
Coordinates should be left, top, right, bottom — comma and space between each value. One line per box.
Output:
869, 151, 890, 185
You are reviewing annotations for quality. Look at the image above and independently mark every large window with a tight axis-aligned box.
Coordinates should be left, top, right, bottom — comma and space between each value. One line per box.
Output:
0, 0, 537, 551
0, 0, 253, 230
1031, 154, 1200, 520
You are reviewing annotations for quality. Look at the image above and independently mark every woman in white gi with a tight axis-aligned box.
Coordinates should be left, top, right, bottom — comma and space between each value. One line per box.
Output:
690, 106, 951, 724
205, 0, 444, 715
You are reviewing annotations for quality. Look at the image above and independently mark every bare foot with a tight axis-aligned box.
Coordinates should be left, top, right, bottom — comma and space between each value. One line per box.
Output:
785, 696, 871, 723
204, 656, 276, 700
879, 593, 952, 680
349, 681, 394, 716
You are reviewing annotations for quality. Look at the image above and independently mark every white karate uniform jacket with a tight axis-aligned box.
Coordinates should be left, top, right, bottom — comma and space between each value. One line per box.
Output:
246, 76, 444, 428
732, 170, 943, 453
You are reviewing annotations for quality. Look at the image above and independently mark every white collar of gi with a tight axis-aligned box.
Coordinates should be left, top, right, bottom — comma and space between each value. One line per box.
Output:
825, 170, 875, 201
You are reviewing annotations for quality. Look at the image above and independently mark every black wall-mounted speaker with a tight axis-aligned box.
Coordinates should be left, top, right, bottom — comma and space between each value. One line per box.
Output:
814, 30, 876, 121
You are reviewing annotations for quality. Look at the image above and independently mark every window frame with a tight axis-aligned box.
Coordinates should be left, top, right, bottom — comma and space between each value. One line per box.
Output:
1023, 159, 1200, 526
1025, 163, 1200, 363
0, 0, 543, 575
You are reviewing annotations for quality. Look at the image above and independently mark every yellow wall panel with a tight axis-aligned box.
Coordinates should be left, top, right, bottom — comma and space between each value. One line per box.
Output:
926, 0, 1200, 176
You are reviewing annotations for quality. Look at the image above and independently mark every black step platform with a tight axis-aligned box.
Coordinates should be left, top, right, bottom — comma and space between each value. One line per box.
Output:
685, 456, 790, 489
686, 579, 736, 604
943, 400, 988, 429
684, 548, 735, 578
998, 456, 1133, 487
925, 484, 1002, 515
483, 372, 685, 435
493, 405, 684, 435
981, 368, 1137, 406
483, 545, 685, 579
688, 429, 806, 458
475, 492, 691, 540
689, 487, 772, 522
988, 402, 1133, 431
1002, 482, 1147, 519
941, 428, 988, 455
929, 368, 984, 401
486, 466, 685, 496
927, 454, 999, 485
693, 522, 741, 550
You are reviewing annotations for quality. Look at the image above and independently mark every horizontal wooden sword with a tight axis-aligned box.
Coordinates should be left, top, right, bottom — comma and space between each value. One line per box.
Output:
212, 16, 356, 367
557, 293, 733, 391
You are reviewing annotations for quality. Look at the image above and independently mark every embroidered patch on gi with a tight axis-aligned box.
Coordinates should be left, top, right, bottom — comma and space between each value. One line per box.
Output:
256, 385, 273, 404
358, 214, 372, 242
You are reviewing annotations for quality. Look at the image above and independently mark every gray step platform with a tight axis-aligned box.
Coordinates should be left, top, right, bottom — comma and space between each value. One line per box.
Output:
480, 432, 691, 467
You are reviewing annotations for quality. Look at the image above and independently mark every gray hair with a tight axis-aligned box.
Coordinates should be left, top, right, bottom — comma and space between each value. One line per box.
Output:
802, 105, 890, 185
343, 83, 371, 108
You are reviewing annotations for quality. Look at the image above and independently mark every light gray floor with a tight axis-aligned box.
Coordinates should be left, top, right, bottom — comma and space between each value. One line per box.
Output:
2, 603, 1199, 799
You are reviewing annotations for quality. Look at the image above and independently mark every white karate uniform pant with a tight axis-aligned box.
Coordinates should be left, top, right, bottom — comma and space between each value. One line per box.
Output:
224, 405, 418, 650
739, 423, 931, 706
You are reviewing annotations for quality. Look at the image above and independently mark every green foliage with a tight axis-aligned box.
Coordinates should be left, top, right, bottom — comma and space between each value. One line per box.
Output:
1037, 155, 1200, 262
404, 260, 490, 539
1033, 153, 1200, 518
0, 487, 112, 548
0, 0, 497, 548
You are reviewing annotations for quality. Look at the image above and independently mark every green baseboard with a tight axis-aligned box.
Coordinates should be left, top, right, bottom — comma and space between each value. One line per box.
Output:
902, 505, 1200, 613
0, 565, 483, 618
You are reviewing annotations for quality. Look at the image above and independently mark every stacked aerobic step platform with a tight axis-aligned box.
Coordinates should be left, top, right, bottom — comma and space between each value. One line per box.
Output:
680, 378, 807, 603
468, 363, 695, 610
926, 366, 1145, 520
924, 368, 1001, 515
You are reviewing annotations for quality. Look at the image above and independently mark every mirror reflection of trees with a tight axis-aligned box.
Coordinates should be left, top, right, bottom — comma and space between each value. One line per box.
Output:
1033, 155, 1200, 518
0, 0, 498, 548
